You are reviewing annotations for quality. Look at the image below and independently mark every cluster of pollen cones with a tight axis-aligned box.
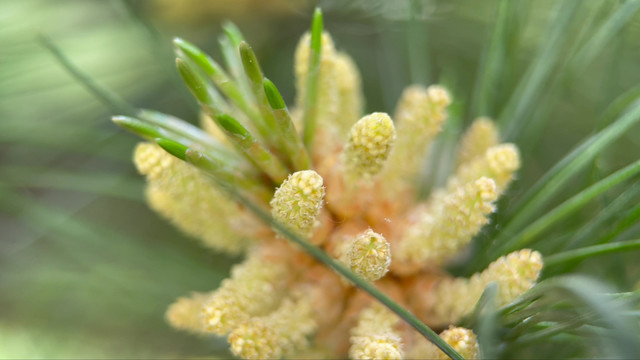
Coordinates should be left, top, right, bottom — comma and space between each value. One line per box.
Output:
122, 14, 543, 360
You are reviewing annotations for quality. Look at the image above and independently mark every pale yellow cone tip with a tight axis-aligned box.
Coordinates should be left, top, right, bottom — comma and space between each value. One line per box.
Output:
166, 292, 208, 334
429, 249, 542, 325
349, 338, 404, 360
349, 303, 403, 360
487, 143, 520, 175
395, 85, 451, 126
134, 142, 172, 180
382, 85, 451, 191
485, 249, 543, 305
228, 298, 316, 360
202, 254, 286, 335
343, 112, 396, 181
449, 142, 521, 193
426, 85, 452, 107
457, 117, 499, 166
346, 229, 392, 282
334, 52, 364, 130
438, 327, 480, 360
270, 170, 325, 237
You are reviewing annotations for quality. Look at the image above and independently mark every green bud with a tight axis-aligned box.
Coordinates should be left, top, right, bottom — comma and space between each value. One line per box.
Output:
263, 78, 286, 110
173, 37, 220, 77
112, 116, 162, 139
156, 138, 188, 161
216, 114, 251, 140
176, 58, 211, 105
239, 41, 263, 90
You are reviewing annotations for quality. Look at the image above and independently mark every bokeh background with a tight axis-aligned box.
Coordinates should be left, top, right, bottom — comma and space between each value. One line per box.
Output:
2, 0, 640, 358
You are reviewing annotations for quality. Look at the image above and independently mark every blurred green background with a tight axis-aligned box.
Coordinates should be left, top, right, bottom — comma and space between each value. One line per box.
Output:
2, 0, 640, 358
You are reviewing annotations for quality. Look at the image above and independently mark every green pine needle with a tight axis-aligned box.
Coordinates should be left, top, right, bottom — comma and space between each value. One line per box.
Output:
493, 158, 640, 257
302, 7, 323, 151
545, 239, 640, 267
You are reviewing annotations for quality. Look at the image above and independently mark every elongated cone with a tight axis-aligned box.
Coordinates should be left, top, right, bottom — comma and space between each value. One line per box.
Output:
343, 112, 396, 182
270, 170, 325, 238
